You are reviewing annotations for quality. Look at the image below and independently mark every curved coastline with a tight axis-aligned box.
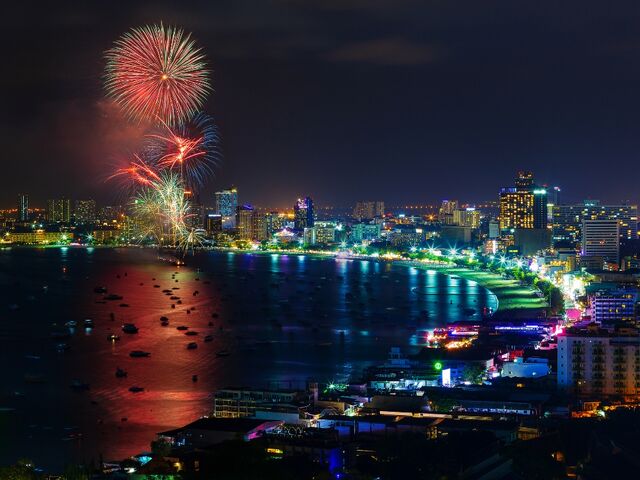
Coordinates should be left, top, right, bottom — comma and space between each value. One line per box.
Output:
219, 248, 547, 315
1, 244, 547, 315
396, 262, 548, 315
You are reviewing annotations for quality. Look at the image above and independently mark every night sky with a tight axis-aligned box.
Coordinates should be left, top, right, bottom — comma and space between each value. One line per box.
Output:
2, 1, 640, 208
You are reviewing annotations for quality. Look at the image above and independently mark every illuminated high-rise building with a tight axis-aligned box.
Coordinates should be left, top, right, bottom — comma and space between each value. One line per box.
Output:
236, 205, 266, 241
47, 198, 71, 223
294, 197, 314, 230
453, 208, 481, 229
582, 219, 620, 265
499, 171, 547, 231
315, 221, 338, 244
552, 201, 638, 245
264, 212, 288, 237
438, 199, 458, 225
18, 193, 29, 222
215, 187, 238, 229
353, 201, 384, 220
74, 199, 96, 224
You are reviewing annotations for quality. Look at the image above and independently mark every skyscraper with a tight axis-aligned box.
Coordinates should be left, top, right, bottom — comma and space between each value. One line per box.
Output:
206, 214, 223, 235
236, 205, 266, 241
582, 219, 620, 265
47, 198, 71, 223
294, 197, 314, 230
452, 208, 481, 228
499, 171, 547, 231
438, 200, 458, 225
353, 201, 385, 221
215, 187, 238, 229
18, 194, 29, 222
74, 199, 96, 224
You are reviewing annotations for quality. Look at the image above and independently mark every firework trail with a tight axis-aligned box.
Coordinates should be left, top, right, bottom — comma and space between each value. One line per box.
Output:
145, 113, 220, 189
108, 154, 160, 189
105, 23, 210, 126
131, 171, 196, 249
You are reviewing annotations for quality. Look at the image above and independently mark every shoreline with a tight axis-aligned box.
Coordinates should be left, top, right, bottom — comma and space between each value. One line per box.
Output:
1, 244, 547, 314
220, 248, 548, 315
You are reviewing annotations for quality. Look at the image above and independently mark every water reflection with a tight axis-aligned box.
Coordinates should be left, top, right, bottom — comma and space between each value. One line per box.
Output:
0, 248, 497, 470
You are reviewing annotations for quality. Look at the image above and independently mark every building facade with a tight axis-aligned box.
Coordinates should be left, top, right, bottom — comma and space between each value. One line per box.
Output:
215, 187, 238, 229
47, 198, 71, 223
236, 205, 266, 241
552, 201, 638, 245
588, 285, 639, 325
353, 201, 384, 221
452, 208, 481, 229
294, 197, 314, 230
582, 219, 620, 265
499, 171, 547, 231
558, 328, 640, 398
74, 199, 96, 224
438, 200, 458, 225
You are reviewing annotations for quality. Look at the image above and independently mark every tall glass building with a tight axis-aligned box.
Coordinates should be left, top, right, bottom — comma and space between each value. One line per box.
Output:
294, 197, 314, 230
215, 187, 238, 229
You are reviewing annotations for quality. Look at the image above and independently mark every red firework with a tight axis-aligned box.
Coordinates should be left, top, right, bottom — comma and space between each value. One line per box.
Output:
105, 24, 210, 126
108, 155, 160, 187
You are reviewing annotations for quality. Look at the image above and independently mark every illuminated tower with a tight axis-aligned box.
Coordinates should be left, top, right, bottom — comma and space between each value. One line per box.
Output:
499, 172, 547, 231
215, 187, 238, 229
74, 199, 96, 224
18, 193, 29, 222
294, 197, 314, 230
47, 198, 71, 223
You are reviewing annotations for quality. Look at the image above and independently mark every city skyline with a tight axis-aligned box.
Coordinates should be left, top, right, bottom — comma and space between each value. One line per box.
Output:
4, 1, 640, 206
6, 3, 640, 478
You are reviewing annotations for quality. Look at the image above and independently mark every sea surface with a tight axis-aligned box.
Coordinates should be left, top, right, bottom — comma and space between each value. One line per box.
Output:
0, 247, 497, 470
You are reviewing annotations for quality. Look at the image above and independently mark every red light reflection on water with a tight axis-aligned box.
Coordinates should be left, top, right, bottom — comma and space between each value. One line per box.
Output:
69, 259, 226, 460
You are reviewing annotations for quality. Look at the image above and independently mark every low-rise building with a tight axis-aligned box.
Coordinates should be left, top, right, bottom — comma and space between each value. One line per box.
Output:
501, 357, 550, 378
158, 417, 283, 448
587, 283, 639, 325
212, 387, 310, 418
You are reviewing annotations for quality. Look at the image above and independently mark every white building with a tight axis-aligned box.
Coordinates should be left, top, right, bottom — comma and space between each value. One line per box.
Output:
582, 219, 620, 265
557, 326, 640, 398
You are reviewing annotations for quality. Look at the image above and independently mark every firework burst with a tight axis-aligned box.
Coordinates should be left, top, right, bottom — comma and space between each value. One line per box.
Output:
105, 23, 210, 126
145, 113, 220, 188
132, 171, 194, 248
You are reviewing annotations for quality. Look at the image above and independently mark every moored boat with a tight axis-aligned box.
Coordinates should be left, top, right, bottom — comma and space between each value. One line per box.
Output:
129, 350, 150, 358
